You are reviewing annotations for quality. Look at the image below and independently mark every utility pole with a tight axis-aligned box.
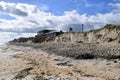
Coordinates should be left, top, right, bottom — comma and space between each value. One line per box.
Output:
82, 24, 84, 32
69, 27, 72, 41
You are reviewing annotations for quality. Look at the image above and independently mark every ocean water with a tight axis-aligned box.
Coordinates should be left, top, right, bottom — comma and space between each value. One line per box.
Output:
0, 42, 7, 45
0, 43, 3, 45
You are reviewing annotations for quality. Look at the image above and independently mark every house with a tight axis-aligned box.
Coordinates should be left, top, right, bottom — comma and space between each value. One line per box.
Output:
33, 29, 63, 43
43, 31, 61, 37
37, 29, 54, 35
37, 29, 63, 37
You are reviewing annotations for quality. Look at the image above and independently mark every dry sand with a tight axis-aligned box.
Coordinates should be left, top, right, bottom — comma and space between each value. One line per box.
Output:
0, 44, 120, 80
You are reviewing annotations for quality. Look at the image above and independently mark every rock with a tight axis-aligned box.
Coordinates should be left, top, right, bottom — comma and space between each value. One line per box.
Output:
56, 61, 73, 66
74, 53, 95, 59
33, 75, 49, 80
114, 60, 117, 63
12, 67, 33, 80
33, 75, 43, 80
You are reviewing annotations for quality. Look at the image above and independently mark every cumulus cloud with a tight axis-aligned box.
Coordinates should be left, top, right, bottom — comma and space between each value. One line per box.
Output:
0, 1, 29, 16
109, 3, 120, 12
0, 1, 120, 43
0, 1, 120, 34
114, 0, 120, 2
39, 4, 49, 11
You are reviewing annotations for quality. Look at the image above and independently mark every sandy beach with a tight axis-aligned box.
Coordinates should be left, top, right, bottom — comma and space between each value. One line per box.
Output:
0, 43, 120, 80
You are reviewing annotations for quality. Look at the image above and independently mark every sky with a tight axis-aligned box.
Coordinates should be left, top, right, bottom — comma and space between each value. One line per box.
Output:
0, 0, 120, 43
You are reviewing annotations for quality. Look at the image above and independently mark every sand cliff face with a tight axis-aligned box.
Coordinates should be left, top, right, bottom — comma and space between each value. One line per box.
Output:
55, 24, 120, 43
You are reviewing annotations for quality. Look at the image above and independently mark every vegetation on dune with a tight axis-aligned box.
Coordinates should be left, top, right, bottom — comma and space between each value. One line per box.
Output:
118, 31, 120, 43
33, 35, 47, 43
104, 24, 120, 30
89, 24, 120, 33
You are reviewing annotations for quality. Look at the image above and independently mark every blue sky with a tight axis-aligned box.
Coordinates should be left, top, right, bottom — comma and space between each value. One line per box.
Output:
1, 0, 117, 15
0, 0, 120, 43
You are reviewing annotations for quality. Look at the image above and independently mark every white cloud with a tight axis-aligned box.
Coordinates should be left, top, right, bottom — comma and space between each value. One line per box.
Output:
74, 0, 104, 8
82, 0, 99, 7
0, 1, 120, 33
109, 3, 120, 12
0, 1, 28, 16
114, 0, 120, 2
38, 4, 49, 11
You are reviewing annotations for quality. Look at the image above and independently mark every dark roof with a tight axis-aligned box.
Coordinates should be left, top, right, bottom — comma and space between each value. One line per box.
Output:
44, 31, 59, 35
37, 29, 55, 34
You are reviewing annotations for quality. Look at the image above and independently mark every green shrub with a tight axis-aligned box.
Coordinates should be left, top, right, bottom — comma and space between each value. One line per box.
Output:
33, 35, 47, 43
74, 53, 95, 59
104, 38, 113, 42
105, 24, 120, 30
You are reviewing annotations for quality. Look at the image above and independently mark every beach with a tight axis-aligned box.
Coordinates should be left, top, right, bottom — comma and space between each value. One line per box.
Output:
0, 43, 120, 80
